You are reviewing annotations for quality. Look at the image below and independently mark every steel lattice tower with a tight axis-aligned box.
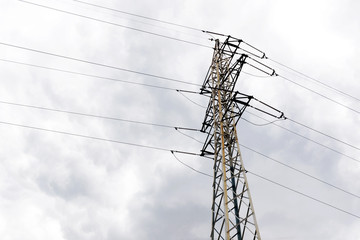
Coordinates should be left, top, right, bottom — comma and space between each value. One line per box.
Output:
200, 36, 262, 240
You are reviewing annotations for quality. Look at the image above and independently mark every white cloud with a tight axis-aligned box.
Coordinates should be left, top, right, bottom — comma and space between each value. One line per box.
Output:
0, 0, 359, 239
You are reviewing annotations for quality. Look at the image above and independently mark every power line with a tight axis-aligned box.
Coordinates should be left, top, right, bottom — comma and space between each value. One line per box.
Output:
0, 59, 208, 115
0, 42, 201, 87
278, 74, 360, 115
248, 171, 360, 220
73, 0, 202, 32
268, 58, 360, 104
6, 96, 358, 202
0, 120, 199, 156
169, 147, 360, 219
244, 111, 360, 163
0, 58, 181, 91
5, 109, 358, 228
239, 144, 360, 199
0, 58, 208, 107
171, 151, 212, 177
175, 127, 203, 144
18, 2, 359, 117
35, 0, 360, 111
21, 0, 358, 109
176, 90, 207, 109
60, 0, 360, 109
5, 50, 359, 161
287, 117, 360, 152
174, 118, 360, 200
66, 0, 205, 41
4, 34, 355, 153
19, 0, 211, 49
0, 99, 200, 131
242, 70, 274, 78
242, 117, 284, 126
0, 58, 209, 115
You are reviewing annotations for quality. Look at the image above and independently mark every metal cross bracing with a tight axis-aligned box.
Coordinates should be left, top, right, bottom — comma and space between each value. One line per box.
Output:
199, 35, 284, 240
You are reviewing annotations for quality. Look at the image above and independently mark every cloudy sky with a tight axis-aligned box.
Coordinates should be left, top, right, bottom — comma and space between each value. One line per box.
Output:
0, 0, 359, 239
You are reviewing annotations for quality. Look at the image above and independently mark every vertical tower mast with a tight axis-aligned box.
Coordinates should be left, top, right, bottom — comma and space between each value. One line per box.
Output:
200, 37, 261, 240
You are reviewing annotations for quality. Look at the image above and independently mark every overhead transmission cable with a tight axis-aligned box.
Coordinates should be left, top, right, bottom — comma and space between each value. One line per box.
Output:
3, 25, 357, 116
1, 114, 359, 218
18, 0, 211, 49
69, 0, 360, 106
278, 74, 360, 115
0, 120, 199, 156
179, 78, 360, 157
21, 0, 358, 108
59, 0, 205, 40
244, 111, 360, 163
175, 121, 360, 199
174, 127, 203, 144
171, 151, 212, 178
2, 94, 358, 174
2, 44, 357, 119
287, 117, 360, 152
2, 57, 358, 158
0, 58, 203, 105
0, 99, 200, 132
171, 152, 360, 219
247, 171, 360, 220
9, 0, 360, 221
0, 58, 180, 91
8, 2, 360, 156
242, 117, 284, 126
165, 115, 360, 200
268, 57, 360, 103
0, 42, 201, 87
242, 71, 273, 78
238, 143, 360, 199
72, 0, 202, 32
176, 90, 207, 109
2, 116, 359, 216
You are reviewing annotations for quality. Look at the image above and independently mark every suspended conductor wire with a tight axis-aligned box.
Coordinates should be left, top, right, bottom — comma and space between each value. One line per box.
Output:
72, 0, 202, 32
0, 51, 360, 154
268, 58, 360, 103
242, 70, 273, 78
0, 120, 167, 151
0, 58, 181, 91
287, 117, 360, 152
171, 151, 212, 178
174, 127, 203, 144
247, 171, 360, 219
3, 59, 358, 159
2, 120, 358, 218
0, 120, 200, 156
174, 120, 360, 199
0, 99, 203, 132
239, 144, 360, 199
170, 148, 360, 219
19, 0, 211, 49
245, 111, 360, 163
242, 117, 284, 126
64, 0, 205, 40
278, 74, 360, 115
0, 42, 201, 87
22, 0, 359, 108
0, 59, 208, 116
176, 90, 207, 109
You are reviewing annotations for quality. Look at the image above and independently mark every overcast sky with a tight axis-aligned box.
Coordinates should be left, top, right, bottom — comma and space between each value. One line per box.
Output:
0, 0, 359, 239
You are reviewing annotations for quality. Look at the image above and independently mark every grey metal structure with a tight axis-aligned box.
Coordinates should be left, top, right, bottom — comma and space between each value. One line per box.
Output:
200, 35, 284, 240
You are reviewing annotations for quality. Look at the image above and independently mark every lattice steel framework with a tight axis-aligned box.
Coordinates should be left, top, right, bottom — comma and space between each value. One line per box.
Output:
200, 37, 261, 240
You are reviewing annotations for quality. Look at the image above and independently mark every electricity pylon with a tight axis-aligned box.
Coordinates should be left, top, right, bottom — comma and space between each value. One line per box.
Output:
200, 35, 284, 240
